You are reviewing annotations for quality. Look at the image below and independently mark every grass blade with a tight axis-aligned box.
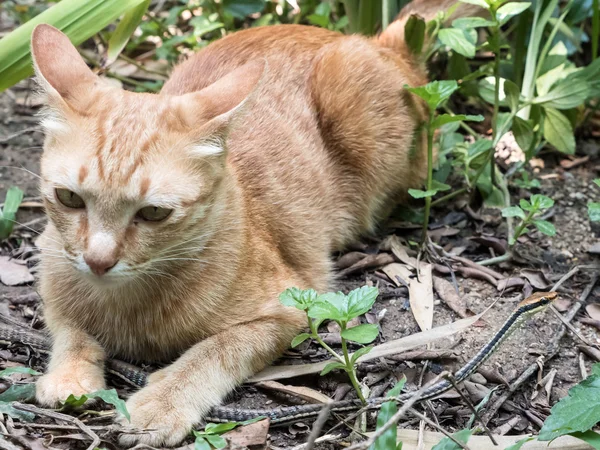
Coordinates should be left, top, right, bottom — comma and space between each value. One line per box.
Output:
106, 0, 151, 65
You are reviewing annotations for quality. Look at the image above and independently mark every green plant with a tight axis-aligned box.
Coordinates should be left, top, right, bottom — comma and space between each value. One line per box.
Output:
61, 389, 130, 420
370, 378, 406, 450
193, 417, 264, 450
0, 186, 24, 240
502, 194, 556, 246
588, 179, 600, 222
280, 286, 380, 403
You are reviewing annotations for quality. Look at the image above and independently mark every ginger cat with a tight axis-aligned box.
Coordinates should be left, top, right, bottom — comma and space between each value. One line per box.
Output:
32, 0, 479, 446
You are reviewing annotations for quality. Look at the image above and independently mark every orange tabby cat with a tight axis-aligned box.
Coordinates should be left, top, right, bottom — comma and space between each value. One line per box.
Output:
32, 0, 480, 446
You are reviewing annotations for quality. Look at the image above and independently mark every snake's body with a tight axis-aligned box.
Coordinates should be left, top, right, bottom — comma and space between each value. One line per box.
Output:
0, 292, 556, 424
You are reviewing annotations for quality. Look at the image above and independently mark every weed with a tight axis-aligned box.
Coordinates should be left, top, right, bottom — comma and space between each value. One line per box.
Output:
0, 186, 24, 240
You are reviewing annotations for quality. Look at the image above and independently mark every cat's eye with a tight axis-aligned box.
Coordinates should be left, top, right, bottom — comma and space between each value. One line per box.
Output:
55, 189, 85, 209
136, 206, 172, 222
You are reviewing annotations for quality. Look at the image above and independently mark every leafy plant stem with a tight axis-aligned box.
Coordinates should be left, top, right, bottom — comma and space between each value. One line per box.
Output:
430, 187, 468, 207
421, 113, 434, 243
512, 208, 536, 247
443, 106, 478, 137
489, 9, 501, 191
477, 252, 512, 266
341, 335, 367, 404
308, 319, 345, 364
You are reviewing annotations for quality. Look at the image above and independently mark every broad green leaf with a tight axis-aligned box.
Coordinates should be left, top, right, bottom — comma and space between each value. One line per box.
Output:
0, 186, 24, 240
478, 76, 508, 106
346, 286, 379, 318
194, 436, 211, 450
512, 116, 534, 152
62, 389, 129, 421
404, 15, 426, 55
205, 434, 228, 449
0, 0, 151, 92
291, 333, 311, 348
431, 114, 483, 130
503, 79, 521, 113
497, 2, 531, 24
531, 194, 554, 209
539, 369, 600, 441
543, 108, 575, 154
430, 180, 452, 192
408, 189, 438, 199
452, 17, 496, 28
0, 384, 36, 402
533, 220, 556, 236
438, 28, 477, 57
106, 0, 150, 64
222, 0, 266, 19
190, 16, 225, 37
405, 80, 459, 111
588, 203, 600, 222
0, 367, 40, 377
204, 422, 239, 434
502, 206, 526, 219
519, 198, 533, 211
320, 362, 346, 376
279, 288, 318, 311
533, 79, 590, 109
0, 401, 35, 421
341, 324, 379, 344
504, 437, 534, 450
494, 113, 514, 146
570, 430, 600, 449
536, 63, 577, 97
431, 428, 473, 449
308, 292, 346, 321
594, 179, 600, 189
458, 0, 489, 8
468, 139, 493, 158
370, 378, 407, 450
350, 346, 374, 365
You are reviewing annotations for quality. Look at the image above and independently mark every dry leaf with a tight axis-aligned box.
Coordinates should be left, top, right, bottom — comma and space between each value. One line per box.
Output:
408, 264, 434, 331
337, 253, 394, 277
0, 257, 34, 286
586, 303, 600, 321
335, 251, 367, 270
497, 277, 525, 291
521, 269, 551, 289
382, 263, 413, 287
255, 381, 331, 404
554, 297, 572, 312
389, 237, 418, 268
432, 276, 469, 318
224, 418, 270, 450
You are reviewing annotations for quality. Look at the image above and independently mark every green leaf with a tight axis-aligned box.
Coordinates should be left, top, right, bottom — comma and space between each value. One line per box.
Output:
452, 17, 496, 28
533, 79, 590, 109
533, 220, 556, 236
502, 206, 526, 219
430, 180, 452, 192
468, 139, 493, 158
539, 367, 600, 441
431, 114, 483, 130
493, 113, 513, 146
503, 79, 521, 113
279, 288, 318, 311
370, 378, 407, 450
408, 189, 438, 199
0, 401, 35, 421
503, 437, 534, 450
308, 294, 346, 321
405, 80, 459, 111
240, 416, 266, 426
291, 333, 311, 348
0, 186, 24, 240
512, 116, 534, 153
320, 362, 347, 376
0, 384, 36, 402
404, 15, 426, 55
458, 0, 489, 8
350, 346, 374, 365
62, 389, 129, 421
543, 108, 575, 154
497, 2, 531, 24
106, 0, 150, 64
520, 198, 533, 211
431, 428, 473, 450
222, 0, 266, 19
194, 436, 211, 450
346, 286, 379, 319
531, 194, 554, 209
478, 77, 507, 106
438, 28, 477, 57
594, 179, 600, 189
0, 367, 40, 377
205, 434, 228, 449
204, 422, 239, 434
570, 430, 600, 449
341, 324, 379, 344
589, 203, 600, 222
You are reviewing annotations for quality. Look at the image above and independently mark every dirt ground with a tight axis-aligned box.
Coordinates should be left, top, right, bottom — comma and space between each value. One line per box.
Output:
1, 77, 600, 450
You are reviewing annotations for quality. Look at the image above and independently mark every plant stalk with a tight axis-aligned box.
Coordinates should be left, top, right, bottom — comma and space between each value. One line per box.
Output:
309, 319, 345, 364
341, 336, 367, 404
511, 208, 536, 247
421, 114, 435, 243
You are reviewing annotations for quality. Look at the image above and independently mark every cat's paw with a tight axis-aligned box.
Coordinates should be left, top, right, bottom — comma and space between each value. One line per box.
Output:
36, 368, 106, 407
118, 384, 197, 447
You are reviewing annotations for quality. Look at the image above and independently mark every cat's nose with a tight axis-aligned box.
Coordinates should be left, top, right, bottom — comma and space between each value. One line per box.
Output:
84, 255, 118, 276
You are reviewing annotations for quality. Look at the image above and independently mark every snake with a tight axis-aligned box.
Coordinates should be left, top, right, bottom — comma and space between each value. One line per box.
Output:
0, 291, 557, 424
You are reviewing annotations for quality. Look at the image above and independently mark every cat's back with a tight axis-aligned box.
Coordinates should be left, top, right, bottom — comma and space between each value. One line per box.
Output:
161, 24, 341, 95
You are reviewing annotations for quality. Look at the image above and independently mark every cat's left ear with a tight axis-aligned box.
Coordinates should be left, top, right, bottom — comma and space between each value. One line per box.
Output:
176, 60, 267, 157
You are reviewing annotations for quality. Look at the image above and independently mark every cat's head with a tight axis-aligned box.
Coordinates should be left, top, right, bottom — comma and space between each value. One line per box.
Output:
31, 24, 264, 285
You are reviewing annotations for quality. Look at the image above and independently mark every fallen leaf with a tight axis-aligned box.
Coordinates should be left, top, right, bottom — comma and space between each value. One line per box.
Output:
0, 257, 34, 286
408, 264, 434, 331
255, 381, 331, 404
389, 236, 419, 269
432, 276, 470, 318
497, 277, 525, 291
554, 298, 572, 312
224, 418, 270, 450
335, 251, 367, 270
382, 263, 413, 287
337, 253, 394, 278
471, 235, 508, 255
429, 227, 460, 241
586, 303, 600, 321
521, 270, 551, 289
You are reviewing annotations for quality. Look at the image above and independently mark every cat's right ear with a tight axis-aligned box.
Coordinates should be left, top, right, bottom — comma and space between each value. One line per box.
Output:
30, 24, 98, 105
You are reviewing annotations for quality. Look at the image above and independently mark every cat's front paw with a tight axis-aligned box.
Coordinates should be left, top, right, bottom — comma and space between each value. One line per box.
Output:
118, 383, 198, 447
36, 368, 106, 407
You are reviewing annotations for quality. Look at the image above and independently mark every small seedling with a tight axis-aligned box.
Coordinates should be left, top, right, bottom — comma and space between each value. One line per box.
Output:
0, 186, 24, 240
61, 388, 130, 421
193, 417, 264, 450
280, 286, 380, 403
502, 194, 556, 246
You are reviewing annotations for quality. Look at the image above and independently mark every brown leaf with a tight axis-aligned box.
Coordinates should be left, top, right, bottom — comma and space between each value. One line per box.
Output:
223, 418, 270, 450
382, 263, 413, 287
471, 236, 508, 255
337, 253, 394, 278
554, 297, 572, 312
521, 269, 551, 289
389, 236, 419, 269
432, 276, 469, 318
255, 380, 331, 404
408, 264, 434, 331
497, 277, 525, 291
335, 251, 367, 270
586, 303, 600, 321
0, 257, 34, 286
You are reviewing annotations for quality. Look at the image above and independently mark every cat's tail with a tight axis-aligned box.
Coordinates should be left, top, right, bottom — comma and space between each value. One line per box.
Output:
376, 0, 485, 54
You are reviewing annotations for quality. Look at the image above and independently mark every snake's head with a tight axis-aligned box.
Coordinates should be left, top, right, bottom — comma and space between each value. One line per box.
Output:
518, 291, 558, 314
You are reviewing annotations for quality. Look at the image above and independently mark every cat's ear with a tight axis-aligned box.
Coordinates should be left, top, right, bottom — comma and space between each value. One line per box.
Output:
30, 24, 99, 104
176, 60, 267, 157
